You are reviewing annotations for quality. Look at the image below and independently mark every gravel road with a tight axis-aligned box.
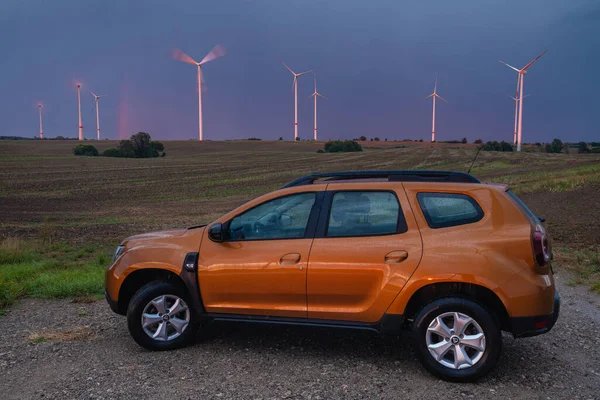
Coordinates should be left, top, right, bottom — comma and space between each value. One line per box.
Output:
1, 273, 599, 400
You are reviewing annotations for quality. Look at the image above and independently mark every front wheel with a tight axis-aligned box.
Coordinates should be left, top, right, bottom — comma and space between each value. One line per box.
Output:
127, 281, 199, 351
411, 297, 501, 382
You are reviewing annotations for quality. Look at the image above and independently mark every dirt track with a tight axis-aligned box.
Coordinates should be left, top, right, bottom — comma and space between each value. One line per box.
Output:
0, 274, 599, 400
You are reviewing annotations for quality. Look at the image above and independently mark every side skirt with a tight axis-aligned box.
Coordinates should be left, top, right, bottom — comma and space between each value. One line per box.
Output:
200, 313, 405, 335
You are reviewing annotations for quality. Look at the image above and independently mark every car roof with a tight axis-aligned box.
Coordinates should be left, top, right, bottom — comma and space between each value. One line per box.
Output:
281, 170, 480, 188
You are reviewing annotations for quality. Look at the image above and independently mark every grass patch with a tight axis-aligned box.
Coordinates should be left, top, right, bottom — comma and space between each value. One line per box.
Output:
553, 247, 600, 294
492, 163, 600, 194
0, 238, 111, 309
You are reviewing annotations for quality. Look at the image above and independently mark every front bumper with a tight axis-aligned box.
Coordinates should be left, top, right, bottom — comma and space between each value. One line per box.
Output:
105, 290, 122, 315
511, 290, 560, 338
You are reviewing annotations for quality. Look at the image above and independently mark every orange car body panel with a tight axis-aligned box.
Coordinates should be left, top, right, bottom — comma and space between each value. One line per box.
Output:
196, 184, 327, 318
105, 228, 204, 302
307, 182, 423, 322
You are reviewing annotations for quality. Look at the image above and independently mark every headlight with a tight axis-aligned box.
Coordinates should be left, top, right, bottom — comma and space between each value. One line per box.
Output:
113, 245, 125, 262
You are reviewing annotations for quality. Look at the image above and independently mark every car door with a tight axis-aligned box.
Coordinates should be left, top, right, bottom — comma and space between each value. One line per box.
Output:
198, 189, 324, 318
307, 182, 423, 322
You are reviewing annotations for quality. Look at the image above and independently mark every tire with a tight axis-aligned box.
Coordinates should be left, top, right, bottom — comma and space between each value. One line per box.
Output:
411, 297, 501, 382
127, 281, 199, 351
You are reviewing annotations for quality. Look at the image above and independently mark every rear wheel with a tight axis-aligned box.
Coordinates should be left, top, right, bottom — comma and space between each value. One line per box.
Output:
412, 297, 501, 382
127, 281, 199, 351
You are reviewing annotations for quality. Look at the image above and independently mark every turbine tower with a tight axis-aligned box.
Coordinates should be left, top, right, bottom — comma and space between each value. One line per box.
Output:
281, 61, 312, 140
499, 50, 547, 152
508, 89, 530, 145
90, 90, 107, 140
38, 104, 43, 140
172, 44, 226, 141
421, 74, 447, 142
77, 84, 83, 140
308, 74, 327, 141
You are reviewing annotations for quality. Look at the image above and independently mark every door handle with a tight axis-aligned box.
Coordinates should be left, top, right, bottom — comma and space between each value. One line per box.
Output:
280, 253, 301, 265
385, 250, 409, 264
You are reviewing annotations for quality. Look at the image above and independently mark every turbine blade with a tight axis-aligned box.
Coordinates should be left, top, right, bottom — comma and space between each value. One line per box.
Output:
172, 48, 198, 65
297, 69, 313, 77
200, 44, 226, 65
314, 74, 317, 92
521, 50, 548, 71
523, 93, 531, 99
89, 89, 97, 97
498, 60, 521, 73
280, 60, 296, 75
434, 73, 438, 93
436, 94, 448, 103
317, 93, 328, 99
308, 93, 315, 99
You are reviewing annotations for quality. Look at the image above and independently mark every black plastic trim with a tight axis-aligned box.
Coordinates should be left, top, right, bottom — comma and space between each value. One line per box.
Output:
200, 312, 405, 335
179, 252, 205, 316
105, 290, 120, 314
281, 170, 480, 188
511, 291, 560, 338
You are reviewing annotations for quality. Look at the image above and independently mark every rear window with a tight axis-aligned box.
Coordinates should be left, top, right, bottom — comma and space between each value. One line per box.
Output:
505, 190, 538, 224
417, 192, 484, 229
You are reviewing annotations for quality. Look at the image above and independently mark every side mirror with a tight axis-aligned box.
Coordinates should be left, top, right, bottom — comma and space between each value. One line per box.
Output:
208, 223, 224, 242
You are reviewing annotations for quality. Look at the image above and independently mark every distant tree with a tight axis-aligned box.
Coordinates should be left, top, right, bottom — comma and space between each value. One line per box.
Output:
295, 137, 300, 141
102, 148, 121, 157
151, 141, 164, 153
370, 138, 373, 141
316, 149, 325, 153
117, 140, 135, 157
461, 137, 467, 144
55, 136, 65, 140
549, 138, 563, 154
500, 141, 514, 152
563, 143, 570, 154
419, 139, 423, 142
474, 138, 483, 144
374, 137, 380, 141
384, 138, 388, 141
578, 142, 590, 153
73, 144, 98, 156
534, 142, 542, 147
359, 135, 367, 141
278, 137, 283, 140
324, 140, 363, 153
130, 132, 152, 157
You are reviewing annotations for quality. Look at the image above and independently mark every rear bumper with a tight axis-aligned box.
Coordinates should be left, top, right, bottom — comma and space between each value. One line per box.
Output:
511, 291, 560, 338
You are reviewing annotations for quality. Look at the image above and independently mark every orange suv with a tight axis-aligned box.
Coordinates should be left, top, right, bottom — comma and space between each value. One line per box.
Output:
105, 170, 559, 382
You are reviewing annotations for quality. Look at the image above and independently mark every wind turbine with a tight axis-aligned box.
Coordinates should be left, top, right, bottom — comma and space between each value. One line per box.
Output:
77, 84, 83, 140
421, 74, 447, 142
499, 50, 547, 152
281, 61, 312, 140
308, 74, 327, 141
508, 88, 530, 145
172, 44, 226, 141
38, 104, 43, 139
90, 90, 107, 140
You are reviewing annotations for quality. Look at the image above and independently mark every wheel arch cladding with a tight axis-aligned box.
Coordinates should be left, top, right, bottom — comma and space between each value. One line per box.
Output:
403, 282, 510, 331
117, 269, 188, 315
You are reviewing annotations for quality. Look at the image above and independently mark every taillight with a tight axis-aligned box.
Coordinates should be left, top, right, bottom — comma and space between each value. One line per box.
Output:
532, 230, 551, 266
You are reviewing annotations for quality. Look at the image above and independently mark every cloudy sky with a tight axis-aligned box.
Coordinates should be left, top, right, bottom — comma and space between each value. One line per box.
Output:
1, 0, 598, 142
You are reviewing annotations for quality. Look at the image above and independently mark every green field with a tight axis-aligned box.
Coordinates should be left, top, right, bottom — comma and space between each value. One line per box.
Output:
1, 139, 599, 308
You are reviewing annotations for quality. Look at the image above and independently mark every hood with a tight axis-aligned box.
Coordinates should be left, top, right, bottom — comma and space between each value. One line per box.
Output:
122, 225, 206, 245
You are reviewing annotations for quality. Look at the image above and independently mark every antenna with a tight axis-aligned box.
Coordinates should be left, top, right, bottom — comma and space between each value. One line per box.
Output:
467, 145, 485, 174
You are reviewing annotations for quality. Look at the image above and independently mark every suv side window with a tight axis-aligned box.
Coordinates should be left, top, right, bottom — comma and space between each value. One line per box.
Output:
228, 193, 316, 240
326, 191, 406, 237
417, 192, 483, 229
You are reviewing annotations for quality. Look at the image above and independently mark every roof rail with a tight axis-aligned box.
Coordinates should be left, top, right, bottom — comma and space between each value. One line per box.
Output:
281, 170, 480, 188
